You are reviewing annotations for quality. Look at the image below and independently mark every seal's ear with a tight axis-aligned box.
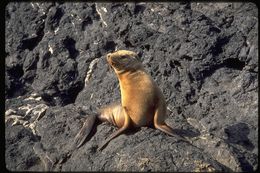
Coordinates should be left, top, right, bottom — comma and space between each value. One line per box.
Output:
134, 51, 142, 61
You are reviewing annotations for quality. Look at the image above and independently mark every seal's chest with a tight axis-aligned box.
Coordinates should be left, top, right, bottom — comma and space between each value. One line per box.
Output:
125, 104, 155, 127
130, 111, 154, 127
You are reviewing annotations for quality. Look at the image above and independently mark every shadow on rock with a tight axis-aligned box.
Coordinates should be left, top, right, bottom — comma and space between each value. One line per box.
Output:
224, 122, 254, 151
173, 128, 201, 138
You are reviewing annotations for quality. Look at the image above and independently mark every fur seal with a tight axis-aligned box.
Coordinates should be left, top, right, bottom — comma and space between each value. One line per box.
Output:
75, 50, 185, 150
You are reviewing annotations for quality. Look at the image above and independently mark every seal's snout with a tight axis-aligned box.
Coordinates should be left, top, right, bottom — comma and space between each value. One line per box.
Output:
106, 53, 113, 70
107, 53, 112, 62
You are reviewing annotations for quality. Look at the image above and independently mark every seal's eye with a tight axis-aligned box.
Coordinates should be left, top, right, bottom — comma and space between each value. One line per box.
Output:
121, 56, 128, 60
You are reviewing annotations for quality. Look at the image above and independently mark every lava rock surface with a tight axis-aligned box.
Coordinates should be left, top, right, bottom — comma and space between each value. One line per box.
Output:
5, 2, 258, 172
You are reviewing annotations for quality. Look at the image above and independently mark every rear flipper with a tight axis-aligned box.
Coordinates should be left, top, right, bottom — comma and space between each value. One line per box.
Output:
74, 114, 97, 148
98, 107, 131, 151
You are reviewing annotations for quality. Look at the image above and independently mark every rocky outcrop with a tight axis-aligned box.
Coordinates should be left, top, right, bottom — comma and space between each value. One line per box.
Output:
5, 2, 258, 171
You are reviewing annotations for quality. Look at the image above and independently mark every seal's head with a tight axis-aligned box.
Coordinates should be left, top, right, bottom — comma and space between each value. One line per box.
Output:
106, 50, 141, 74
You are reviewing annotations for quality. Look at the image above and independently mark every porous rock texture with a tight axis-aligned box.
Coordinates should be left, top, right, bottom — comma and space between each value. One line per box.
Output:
5, 2, 258, 172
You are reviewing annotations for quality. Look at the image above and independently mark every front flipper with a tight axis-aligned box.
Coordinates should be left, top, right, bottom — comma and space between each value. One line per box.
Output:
153, 103, 190, 143
74, 114, 97, 148
98, 107, 131, 151
154, 123, 192, 143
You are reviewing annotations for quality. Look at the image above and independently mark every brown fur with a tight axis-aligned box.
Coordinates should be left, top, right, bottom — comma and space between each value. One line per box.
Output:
75, 50, 181, 150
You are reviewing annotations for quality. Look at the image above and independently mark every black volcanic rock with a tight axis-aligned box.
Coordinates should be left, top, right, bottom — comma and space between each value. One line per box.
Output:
5, 2, 258, 172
